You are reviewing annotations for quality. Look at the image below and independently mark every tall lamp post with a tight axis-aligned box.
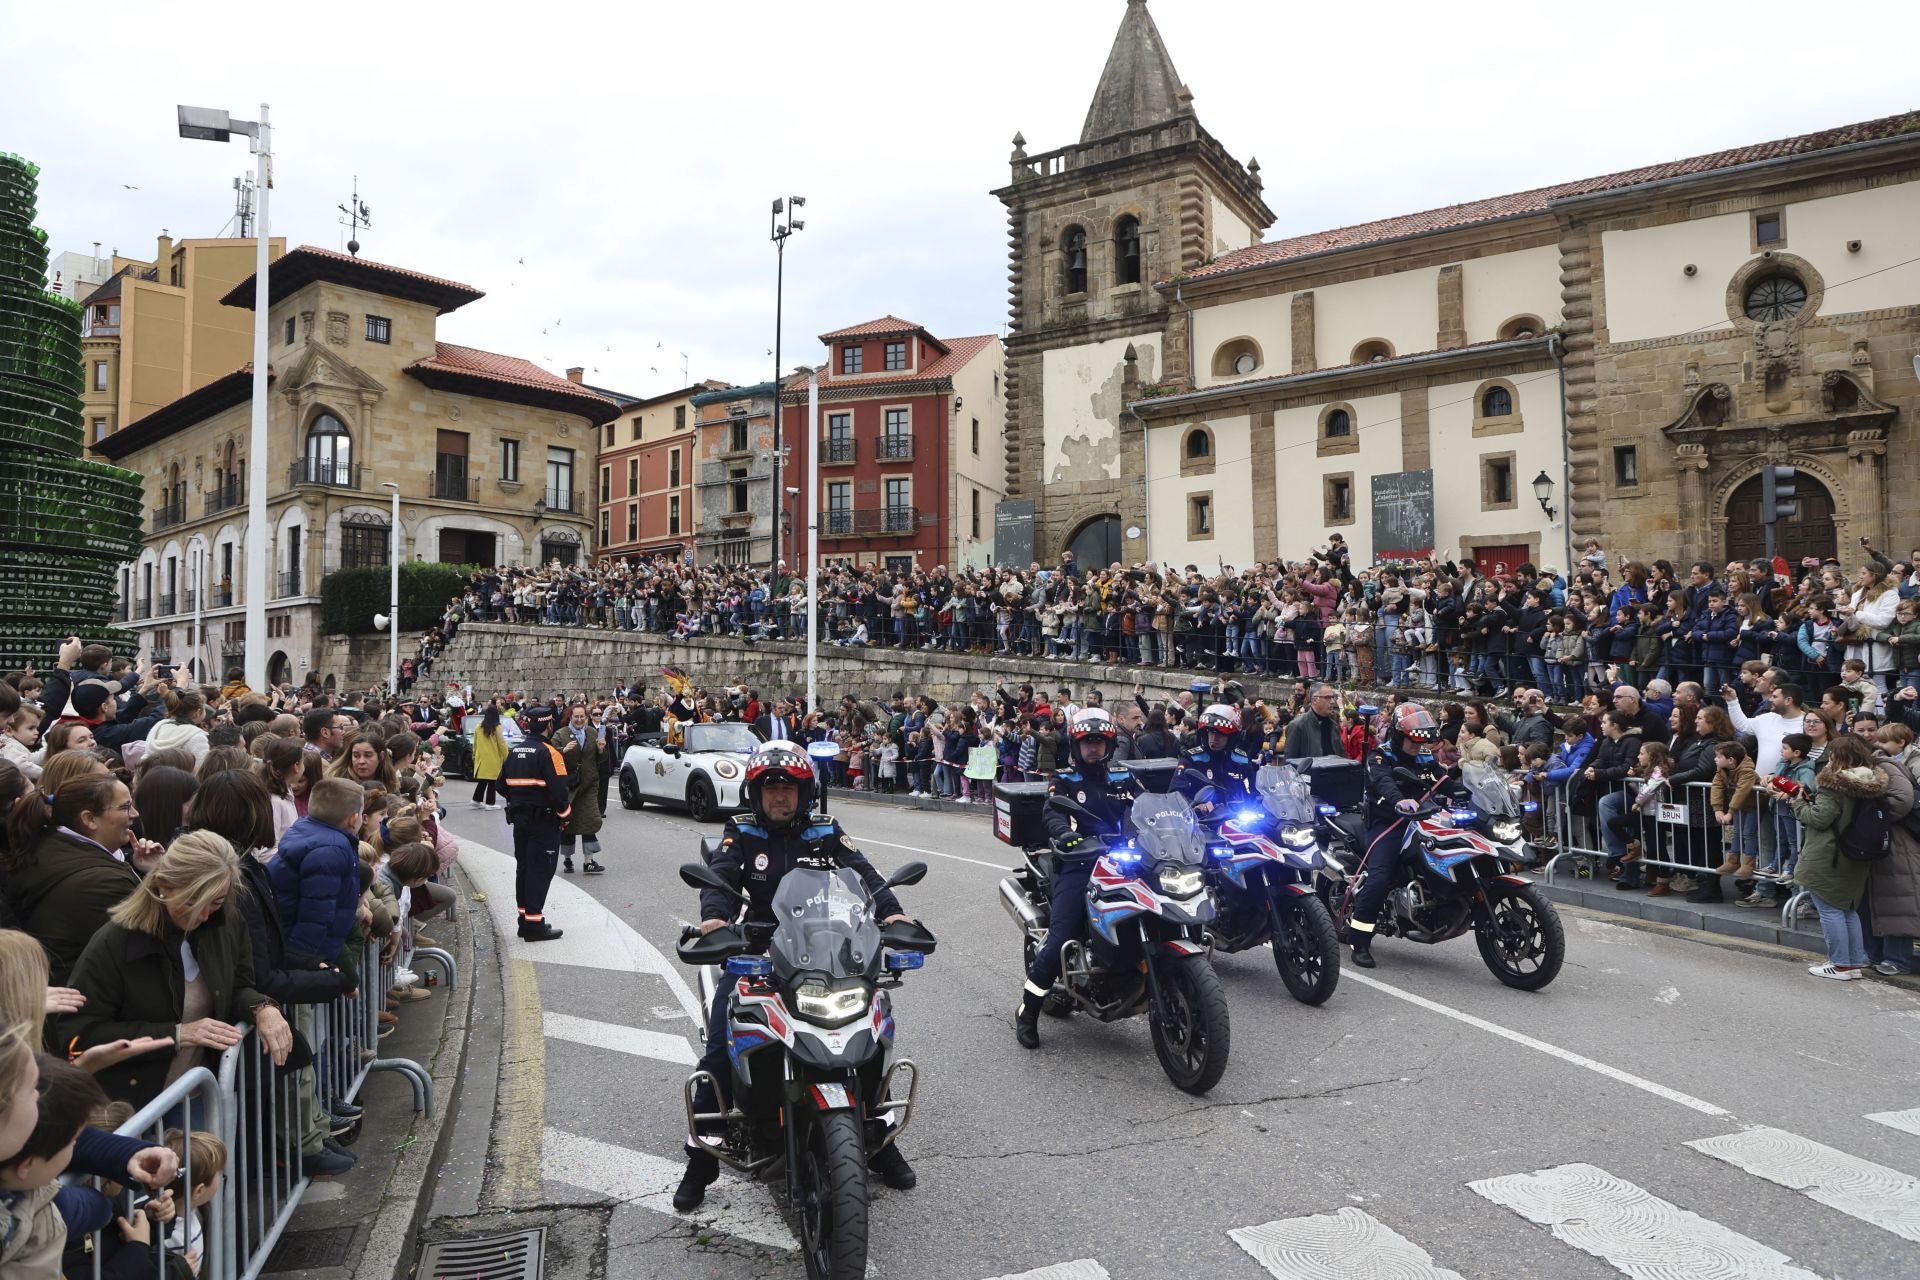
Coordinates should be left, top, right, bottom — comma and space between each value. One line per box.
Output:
770, 196, 804, 568
178, 103, 271, 692
381, 482, 401, 694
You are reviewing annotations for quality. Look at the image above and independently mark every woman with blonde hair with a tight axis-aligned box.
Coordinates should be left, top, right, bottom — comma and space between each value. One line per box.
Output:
55, 831, 292, 1108
0, 929, 174, 1074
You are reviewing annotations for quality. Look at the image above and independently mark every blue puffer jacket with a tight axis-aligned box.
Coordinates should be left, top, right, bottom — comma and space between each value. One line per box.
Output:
267, 816, 362, 964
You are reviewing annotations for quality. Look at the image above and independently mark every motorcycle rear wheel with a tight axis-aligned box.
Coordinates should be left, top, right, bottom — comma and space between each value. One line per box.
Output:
1149, 953, 1231, 1095
1271, 893, 1341, 1006
796, 1109, 870, 1280
1475, 880, 1565, 991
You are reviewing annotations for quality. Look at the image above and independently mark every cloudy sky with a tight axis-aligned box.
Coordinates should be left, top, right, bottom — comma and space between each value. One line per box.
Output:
7, 0, 1917, 401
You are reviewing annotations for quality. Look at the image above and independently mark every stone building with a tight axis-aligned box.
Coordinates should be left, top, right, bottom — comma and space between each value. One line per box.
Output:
94, 245, 616, 685
1003, 1, 1920, 572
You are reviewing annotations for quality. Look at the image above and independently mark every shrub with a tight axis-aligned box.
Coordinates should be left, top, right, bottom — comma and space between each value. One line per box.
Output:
321, 561, 475, 636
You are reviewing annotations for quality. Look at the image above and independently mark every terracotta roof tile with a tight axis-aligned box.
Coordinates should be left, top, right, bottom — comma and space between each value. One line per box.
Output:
1188, 107, 1920, 281
780, 334, 997, 397
406, 342, 621, 423
221, 244, 485, 312
818, 315, 924, 340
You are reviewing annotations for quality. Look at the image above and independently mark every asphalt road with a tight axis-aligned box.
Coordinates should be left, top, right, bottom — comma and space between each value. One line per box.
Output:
441, 790, 1920, 1280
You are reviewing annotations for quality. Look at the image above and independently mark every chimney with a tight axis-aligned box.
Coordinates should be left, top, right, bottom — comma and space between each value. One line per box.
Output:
155, 231, 174, 270
566, 366, 584, 384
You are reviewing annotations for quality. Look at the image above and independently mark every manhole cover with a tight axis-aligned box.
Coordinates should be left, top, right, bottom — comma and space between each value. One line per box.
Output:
263, 1224, 357, 1272
416, 1227, 546, 1280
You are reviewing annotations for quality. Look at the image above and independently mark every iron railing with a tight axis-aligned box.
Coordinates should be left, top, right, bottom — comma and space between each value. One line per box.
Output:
156, 591, 177, 616
288, 459, 362, 489
878, 436, 913, 461
826, 436, 855, 463
277, 568, 303, 597
824, 505, 917, 536
204, 479, 244, 516
152, 500, 185, 532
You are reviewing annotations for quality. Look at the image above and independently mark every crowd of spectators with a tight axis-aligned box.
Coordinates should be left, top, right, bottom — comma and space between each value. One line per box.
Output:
0, 637, 458, 1278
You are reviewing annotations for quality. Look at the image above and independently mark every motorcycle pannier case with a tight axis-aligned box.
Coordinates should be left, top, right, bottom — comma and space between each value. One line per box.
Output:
1298, 755, 1365, 811
993, 780, 1051, 848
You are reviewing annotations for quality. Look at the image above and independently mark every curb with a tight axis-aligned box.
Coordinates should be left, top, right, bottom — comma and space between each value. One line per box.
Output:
1534, 877, 1824, 955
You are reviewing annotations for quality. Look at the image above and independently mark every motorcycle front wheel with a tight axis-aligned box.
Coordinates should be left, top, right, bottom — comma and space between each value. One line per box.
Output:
1149, 952, 1231, 1095
796, 1109, 870, 1280
1475, 880, 1565, 991
1271, 892, 1341, 1006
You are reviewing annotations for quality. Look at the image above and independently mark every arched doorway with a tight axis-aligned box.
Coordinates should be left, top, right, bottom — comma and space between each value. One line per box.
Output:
1067, 514, 1121, 570
268, 651, 292, 687
1725, 469, 1836, 565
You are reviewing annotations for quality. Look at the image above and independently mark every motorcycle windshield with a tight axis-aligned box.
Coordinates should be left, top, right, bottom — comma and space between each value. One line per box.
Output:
1256, 764, 1316, 824
1459, 761, 1517, 816
767, 867, 881, 982
1129, 792, 1207, 867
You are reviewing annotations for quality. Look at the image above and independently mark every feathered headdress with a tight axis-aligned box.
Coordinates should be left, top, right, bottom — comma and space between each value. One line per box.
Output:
662, 665, 694, 698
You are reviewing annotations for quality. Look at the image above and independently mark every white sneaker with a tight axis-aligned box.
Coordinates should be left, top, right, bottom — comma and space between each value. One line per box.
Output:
393, 968, 421, 989
1808, 963, 1862, 981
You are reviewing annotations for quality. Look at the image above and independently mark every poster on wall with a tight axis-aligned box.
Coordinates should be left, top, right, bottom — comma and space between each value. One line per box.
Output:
994, 499, 1035, 568
1371, 469, 1435, 561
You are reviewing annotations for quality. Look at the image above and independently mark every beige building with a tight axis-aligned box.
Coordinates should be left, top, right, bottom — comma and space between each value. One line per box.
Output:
79, 233, 286, 448
95, 245, 617, 686
1005, 2, 1920, 573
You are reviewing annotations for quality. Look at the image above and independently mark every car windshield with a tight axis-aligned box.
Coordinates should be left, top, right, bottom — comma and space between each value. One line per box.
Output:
1129, 792, 1206, 868
468, 717, 521, 741
768, 867, 881, 982
1256, 763, 1316, 824
683, 722, 761, 755
1459, 761, 1516, 816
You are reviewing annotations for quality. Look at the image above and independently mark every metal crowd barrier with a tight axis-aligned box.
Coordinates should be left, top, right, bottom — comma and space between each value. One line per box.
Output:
81, 935, 436, 1280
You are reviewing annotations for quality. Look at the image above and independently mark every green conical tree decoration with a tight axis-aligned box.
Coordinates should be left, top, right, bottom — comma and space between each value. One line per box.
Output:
0, 153, 145, 667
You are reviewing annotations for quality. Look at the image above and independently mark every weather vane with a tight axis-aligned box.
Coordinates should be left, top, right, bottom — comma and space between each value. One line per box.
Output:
338, 177, 372, 257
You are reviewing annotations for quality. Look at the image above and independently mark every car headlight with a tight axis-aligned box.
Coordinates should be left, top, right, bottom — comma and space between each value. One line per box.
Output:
794, 981, 870, 1027
713, 758, 741, 780
1157, 867, 1205, 898
1280, 826, 1317, 851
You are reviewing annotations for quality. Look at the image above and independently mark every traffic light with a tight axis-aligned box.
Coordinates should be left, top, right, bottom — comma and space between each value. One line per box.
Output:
1761, 465, 1799, 523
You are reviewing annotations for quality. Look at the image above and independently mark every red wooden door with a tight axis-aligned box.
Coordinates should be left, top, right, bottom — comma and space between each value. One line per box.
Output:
1471, 543, 1530, 580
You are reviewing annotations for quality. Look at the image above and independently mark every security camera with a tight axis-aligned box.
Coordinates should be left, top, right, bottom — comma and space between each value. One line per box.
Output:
1847, 239, 1862, 253
1683, 263, 1697, 277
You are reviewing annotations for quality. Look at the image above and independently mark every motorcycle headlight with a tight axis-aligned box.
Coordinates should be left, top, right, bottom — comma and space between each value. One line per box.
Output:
1280, 826, 1317, 851
713, 758, 741, 780
1156, 867, 1205, 898
793, 981, 871, 1028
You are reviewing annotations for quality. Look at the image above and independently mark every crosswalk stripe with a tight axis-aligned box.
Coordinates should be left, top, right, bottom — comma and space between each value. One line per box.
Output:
1688, 1127, 1920, 1244
1865, 1107, 1920, 1140
541, 1126, 796, 1250
543, 1010, 697, 1065
1228, 1206, 1466, 1279
1468, 1162, 1818, 1279
976, 1262, 1110, 1280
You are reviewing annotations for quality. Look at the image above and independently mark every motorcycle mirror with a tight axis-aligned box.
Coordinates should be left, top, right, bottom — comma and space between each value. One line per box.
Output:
882, 860, 928, 890
679, 861, 739, 896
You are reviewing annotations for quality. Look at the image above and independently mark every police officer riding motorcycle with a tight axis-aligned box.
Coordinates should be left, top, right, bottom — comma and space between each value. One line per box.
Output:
674, 742, 922, 1217
1014, 708, 1140, 1050
1345, 703, 1449, 969
1179, 703, 1260, 815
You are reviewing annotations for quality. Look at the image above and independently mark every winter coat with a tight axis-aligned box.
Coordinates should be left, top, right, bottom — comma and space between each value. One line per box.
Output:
54, 906, 271, 1109
266, 816, 363, 964
558, 726, 605, 838
1542, 734, 1595, 792
236, 854, 354, 1008
1844, 586, 1898, 677
4, 829, 142, 986
1691, 606, 1740, 665
0, 1181, 64, 1277
472, 726, 508, 781
1868, 753, 1920, 939
1711, 758, 1757, 814
1665, 733, 1722, 825
1572, 731, 1643, 813
1791, 763, 1887, 911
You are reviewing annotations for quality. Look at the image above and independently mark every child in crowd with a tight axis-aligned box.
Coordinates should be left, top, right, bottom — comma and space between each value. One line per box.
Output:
1, 704, 42, 780
1838, 658, 1882, 716
1744, 732, 1817, 906
1322, 614, 1347, 684
847, 739, 866, 791
1612, 741, 1672, 870
1349, 610, 1375, 686
1712, 740, 1759, 883
162, 1129, 227, 1276
1880, 595, 1920, 694
1, 1057, 119, 1278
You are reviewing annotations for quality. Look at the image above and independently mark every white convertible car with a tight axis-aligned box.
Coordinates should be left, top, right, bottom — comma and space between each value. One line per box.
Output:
616, 721, 759, 823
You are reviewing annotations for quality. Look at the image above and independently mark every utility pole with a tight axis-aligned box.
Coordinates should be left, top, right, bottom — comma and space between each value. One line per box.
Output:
770, 196, 804, 567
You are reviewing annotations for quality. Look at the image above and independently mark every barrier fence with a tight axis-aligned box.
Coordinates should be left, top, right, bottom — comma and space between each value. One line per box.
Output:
80, 934, 455, 1280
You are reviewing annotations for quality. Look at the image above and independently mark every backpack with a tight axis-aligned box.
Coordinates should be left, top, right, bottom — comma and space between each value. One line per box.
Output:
1836, 790, 1894, 862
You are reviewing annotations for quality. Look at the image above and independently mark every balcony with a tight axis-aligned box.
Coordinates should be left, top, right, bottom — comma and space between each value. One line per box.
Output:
288, 459, 362, 489
110, 600, 128, 623
181, 590, 197, 613
434, 475, 469, 502
156, 592, 176, 616
134, 598, 152, 620
825, 437, 856, 464
540, 488, 584, 515
152, 500, 185, 532
824, 505, 918, 537
878, 436, 914, 461
203, 479, 244, 517
211, 587, 234, 608
277, 569, 303, 598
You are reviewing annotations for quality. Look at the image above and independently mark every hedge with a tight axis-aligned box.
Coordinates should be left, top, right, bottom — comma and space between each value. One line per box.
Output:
320, 561, 476, 636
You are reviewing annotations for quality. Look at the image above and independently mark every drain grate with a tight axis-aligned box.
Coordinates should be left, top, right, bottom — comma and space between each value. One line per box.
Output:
416, 1227, 546, 1280
262, 1224, 357, 1272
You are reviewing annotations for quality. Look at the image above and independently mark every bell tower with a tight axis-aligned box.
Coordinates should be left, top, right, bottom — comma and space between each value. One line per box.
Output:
994, 0, 1272, 563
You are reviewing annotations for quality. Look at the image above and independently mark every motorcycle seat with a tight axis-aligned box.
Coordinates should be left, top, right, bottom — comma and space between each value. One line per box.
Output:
1328, 812, 1369, 845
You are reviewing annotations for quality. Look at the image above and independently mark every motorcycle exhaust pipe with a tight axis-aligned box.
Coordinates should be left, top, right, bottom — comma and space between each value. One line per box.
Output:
998, 877, 1045, 931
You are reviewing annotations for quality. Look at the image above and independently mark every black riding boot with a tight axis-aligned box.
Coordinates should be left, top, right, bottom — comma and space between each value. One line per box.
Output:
1015, 982, 1045, 1050
869, 1143, 916, 1190
1348, 926, 1377, 969
673, 1147, 719, 1211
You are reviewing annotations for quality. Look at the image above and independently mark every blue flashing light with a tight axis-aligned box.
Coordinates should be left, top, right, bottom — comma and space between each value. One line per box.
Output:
806, 740, 842, 761
1446, 807, 1480, 825
1235, 808, 1264, 825
1107, 848, 1143, 867
1209, 845, 1233, 861
1316, 803, 1338, 816
1522, 800, 1541, 813
885, 951, 926, 972
725, 955, 774, 977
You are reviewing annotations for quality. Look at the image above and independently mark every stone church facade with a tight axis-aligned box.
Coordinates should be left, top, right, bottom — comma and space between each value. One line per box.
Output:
1000, 1, 1920, 573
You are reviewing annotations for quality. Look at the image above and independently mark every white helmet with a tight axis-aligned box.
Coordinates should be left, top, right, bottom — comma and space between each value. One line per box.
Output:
1198, 703, 1240, 736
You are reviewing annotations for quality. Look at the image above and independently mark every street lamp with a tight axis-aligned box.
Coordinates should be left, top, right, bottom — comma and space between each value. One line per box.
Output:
380, 482, 400, 695
178, 102, 271, 692
1531, 470, 1557, 521
771, 196, 804, 568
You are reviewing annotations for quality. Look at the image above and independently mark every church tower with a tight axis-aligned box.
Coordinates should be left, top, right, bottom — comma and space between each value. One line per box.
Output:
994, 0, 1272, 564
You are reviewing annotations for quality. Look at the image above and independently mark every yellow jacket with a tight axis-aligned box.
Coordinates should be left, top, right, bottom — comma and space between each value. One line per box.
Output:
473, 727, 508, 781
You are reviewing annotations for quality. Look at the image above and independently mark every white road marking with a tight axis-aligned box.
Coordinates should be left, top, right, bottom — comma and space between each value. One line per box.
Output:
842, 832, 1016, 872
1341, 970, 1732, 1118
542, 1126, 796, 1250
1688, 1126, 1920, 1243
543, 1011, 696, 1065
1229, 1206, 1466, 1279
977, 1263, 1111, 1280
1866, 1107, 1920, 1139
1654, 986, 1681, 1005
1468, 1162, 1819, 1279
458, 837, 704, 1022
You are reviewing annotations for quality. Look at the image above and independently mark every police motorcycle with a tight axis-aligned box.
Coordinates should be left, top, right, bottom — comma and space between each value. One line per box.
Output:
1203, 763, 1342, 1005
1315, 750, 1565, 991
997, 785, 1231, 1094
676, 849, 937, 1280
